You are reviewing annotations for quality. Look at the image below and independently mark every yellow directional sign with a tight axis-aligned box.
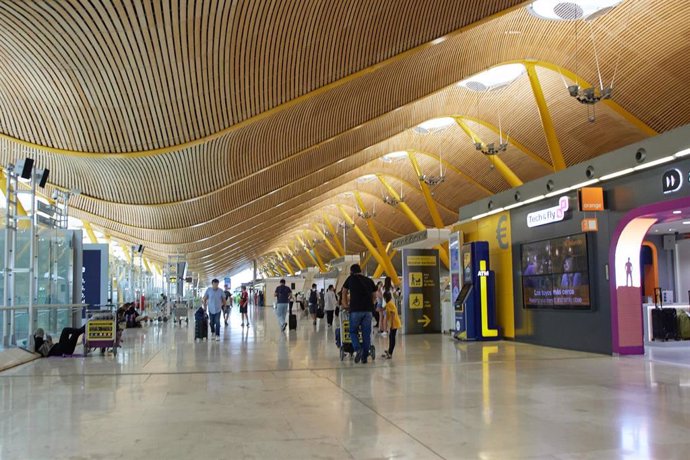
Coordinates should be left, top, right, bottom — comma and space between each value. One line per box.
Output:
409, 293, 424, 309
417, 314, 431, 327
409, 272, 423, 288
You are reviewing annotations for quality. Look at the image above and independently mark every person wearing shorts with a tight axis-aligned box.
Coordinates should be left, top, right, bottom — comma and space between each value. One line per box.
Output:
239, 286, 250, 327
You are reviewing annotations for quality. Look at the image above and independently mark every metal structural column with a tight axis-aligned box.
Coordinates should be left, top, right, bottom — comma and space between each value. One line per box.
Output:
453, 120, 524, 187
322, 215, 346, 256
337, 205, 398, 282
354, 192, 399, 285
376, 175, 450, 269
525, 61, 567, 171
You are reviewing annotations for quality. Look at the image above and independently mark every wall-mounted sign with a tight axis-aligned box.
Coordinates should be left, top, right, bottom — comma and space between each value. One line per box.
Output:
662, 169, 683, 194
526, 196, 570, 228
581, 218, 599, 232
578, 187, 605, 211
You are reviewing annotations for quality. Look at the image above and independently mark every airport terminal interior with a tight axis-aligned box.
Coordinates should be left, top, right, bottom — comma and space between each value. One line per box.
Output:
1, 0, 690, 458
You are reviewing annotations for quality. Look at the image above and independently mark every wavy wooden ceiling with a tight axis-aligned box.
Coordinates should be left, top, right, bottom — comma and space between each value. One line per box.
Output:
0, 0, 689, 276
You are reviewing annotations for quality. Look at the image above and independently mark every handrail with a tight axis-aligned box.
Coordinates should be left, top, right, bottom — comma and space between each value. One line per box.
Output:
0, 303, 85, 312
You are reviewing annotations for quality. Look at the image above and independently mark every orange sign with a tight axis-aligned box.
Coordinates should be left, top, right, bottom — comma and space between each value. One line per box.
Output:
581, 218, 599, 232
579, 187, 605, 212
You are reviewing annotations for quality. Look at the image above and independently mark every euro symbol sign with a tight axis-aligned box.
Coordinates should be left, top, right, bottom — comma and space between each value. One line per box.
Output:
496, 215, 509, 250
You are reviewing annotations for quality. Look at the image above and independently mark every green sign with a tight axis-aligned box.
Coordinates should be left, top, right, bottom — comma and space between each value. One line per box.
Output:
402, 248, 441, 334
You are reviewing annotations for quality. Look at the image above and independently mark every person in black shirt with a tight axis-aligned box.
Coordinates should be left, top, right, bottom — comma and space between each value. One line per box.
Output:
274, 279, 293, 332
342, 264, 377, 364
308, 283, 318, 325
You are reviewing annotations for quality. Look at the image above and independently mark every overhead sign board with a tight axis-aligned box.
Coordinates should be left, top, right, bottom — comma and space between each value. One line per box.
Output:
526, 196, 569, 228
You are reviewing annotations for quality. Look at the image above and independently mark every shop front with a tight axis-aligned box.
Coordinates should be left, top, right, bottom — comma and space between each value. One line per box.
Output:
458, 124, 690, 356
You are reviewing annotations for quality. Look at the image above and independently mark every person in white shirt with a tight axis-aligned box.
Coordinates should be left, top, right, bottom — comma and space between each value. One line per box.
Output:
324, 285, 337, 327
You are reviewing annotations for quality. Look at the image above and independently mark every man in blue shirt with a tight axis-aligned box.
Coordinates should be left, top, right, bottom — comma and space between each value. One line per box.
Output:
274, 279, 292, 332
203, 279, 226, 341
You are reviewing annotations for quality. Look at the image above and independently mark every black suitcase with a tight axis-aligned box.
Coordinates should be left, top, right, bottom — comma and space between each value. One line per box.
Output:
195, 318, 208, 340
317, 308, 324, 319
289, 313, 297, 330
651, 308, 666, 341
652, 308, 679, 341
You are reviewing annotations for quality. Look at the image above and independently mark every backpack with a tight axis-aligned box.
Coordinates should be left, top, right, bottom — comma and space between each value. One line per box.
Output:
38, 341, 52, 357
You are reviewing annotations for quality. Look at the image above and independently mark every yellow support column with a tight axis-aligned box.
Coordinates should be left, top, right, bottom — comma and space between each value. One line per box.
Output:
83, 221, 99, 244
408, 152, 449, 227
525, 62, 567, 171
453, 120, 523, 188
361, 251, 373, 270
376, 175, 450, 269
277, 251, 296, 276
299, 236, 327, 272
354, 192, 399, 285
284, 248, 305, 271
296, 237, 319, 268
313, 224, 341, 259
323, 215, 346, 256
373, 248, 398, 279
337, 205, 400, 283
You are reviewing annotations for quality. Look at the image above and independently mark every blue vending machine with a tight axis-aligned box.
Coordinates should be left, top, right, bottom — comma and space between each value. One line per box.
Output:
454, 241, 500, 341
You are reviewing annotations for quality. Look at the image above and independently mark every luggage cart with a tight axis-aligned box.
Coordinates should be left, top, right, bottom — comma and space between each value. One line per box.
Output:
85, 308, 120, 355
174, 301, 189, 326
335, 309, 375, 361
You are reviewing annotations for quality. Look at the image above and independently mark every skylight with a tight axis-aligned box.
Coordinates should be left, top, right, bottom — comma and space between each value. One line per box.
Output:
357, 174, 377, 183
459, 63, 526, 92
528, 0, 623, 21
413, 117, 456, 134
381, 151, 409, 162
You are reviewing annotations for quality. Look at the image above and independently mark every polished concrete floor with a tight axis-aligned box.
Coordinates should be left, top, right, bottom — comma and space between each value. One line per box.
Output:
1, 307, 690, 459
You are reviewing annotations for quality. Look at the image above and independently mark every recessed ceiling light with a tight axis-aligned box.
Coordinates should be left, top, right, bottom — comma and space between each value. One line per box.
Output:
528, 1, 623, 21
684, 221, 690, 225
669, 229, 676, 232
459, 64, 526, 92
673, 210, 682, 215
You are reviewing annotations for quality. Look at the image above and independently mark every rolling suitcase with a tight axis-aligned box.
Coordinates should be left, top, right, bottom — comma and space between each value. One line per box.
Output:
316, 308, 324, 319
289, 313, 297, 330
662, 308, 679, 340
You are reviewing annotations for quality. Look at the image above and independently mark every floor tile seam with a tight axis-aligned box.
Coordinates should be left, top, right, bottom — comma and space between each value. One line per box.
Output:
322, 373, 447, 460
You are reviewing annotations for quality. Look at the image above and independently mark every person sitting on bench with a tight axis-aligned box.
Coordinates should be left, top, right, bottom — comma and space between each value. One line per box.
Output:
34, 325, 86, 357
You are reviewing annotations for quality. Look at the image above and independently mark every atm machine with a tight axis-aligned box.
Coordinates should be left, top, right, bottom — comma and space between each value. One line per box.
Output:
454, 241, 500, 341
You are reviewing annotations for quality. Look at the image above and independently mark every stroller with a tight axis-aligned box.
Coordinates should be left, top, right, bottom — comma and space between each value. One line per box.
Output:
335, 309, 375, 362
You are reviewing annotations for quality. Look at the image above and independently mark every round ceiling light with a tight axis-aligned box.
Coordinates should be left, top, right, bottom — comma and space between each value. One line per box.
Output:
459, 63, 526, 92
528, 0, 623, 21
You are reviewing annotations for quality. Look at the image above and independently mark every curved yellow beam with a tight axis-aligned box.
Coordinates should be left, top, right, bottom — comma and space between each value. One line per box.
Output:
337, 205, 395, 281
377, 174, 450, 269
323, 215, 346, 256
408, 151, 448, 228
83, 221, 99, 244
525, 62, 566, 171
313, 224, 341, 258
453, 119, 524, 187
354, 192, 400, 285
506, 59, 657, 137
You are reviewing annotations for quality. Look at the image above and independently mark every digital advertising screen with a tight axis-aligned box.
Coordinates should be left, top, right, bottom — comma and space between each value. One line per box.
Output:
521, 233, 591, 309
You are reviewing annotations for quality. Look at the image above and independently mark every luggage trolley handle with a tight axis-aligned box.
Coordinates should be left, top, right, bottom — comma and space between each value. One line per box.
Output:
654, 288, 663, 309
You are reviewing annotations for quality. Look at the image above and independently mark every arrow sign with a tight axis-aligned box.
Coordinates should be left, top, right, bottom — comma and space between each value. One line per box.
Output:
417, 314, 431, 327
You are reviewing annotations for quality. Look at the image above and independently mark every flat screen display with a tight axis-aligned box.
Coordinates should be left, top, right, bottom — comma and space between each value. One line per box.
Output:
455, 283, 473, 310
521, 233, 591, 309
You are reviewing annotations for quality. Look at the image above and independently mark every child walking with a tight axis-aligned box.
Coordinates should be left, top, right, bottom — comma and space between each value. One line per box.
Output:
382, 291, 401, 359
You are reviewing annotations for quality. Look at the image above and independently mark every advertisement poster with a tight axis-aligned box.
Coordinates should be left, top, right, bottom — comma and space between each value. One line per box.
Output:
403, 248, 441, 334
521, 234, 591, 309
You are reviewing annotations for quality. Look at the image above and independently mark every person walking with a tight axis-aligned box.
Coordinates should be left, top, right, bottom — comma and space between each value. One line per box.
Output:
222, 286, 232, 326
203, 279, 226, 341
382, 291, 401, 359
342, 264, 377, 364
375, 281, 386, 336
274, 279, 292, 332
324, 284, 337, 327
308, 283, 318, 326
239, 286, 250, 327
